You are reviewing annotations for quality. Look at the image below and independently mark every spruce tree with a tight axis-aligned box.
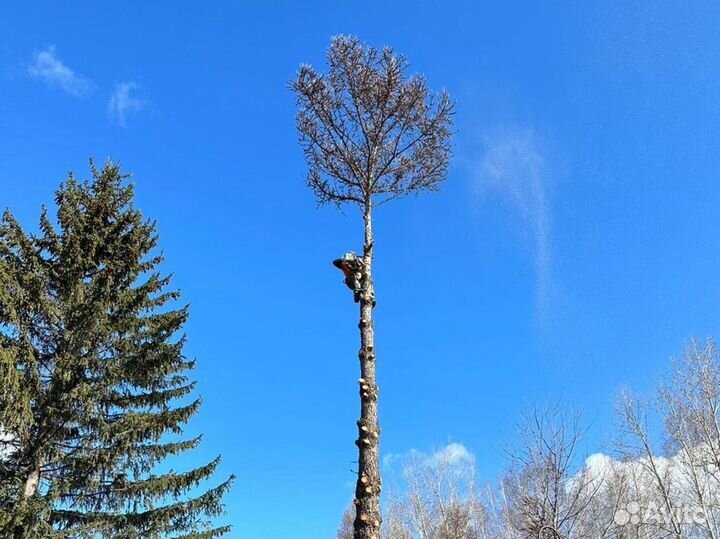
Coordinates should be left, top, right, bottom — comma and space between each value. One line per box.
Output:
0, 162, 233, 539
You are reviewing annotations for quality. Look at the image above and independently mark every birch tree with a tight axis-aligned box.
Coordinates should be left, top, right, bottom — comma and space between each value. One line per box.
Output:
384, 447, 486, 539
501, 405, 611, 539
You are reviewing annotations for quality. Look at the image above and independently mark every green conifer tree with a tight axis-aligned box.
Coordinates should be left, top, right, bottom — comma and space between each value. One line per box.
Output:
0, 161, 234, 539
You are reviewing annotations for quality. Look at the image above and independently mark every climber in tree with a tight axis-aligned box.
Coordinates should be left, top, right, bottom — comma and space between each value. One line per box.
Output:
333, 252, 364, 303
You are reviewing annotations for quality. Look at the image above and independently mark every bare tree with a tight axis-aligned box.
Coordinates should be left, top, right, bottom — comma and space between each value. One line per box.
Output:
292, 35, 453, 539
383, 446, 487, 539
610, 339, 720, 539
658, 338, 720, 538
622, 339, 720, 539
339, 505, 357, 539
617, 390, 705, 539
501, 404, 612, 539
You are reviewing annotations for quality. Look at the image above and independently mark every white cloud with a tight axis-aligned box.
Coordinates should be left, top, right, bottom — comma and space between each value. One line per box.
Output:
383, 442, 475, 470
27, 46, 93, 97
108, 81, 145, 127
429, 442, 475, 467
576, 449, 720, 507
473, 127, 554, 317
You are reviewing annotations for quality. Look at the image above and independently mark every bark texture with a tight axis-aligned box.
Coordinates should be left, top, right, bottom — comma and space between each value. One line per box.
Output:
354, 205, 381, 539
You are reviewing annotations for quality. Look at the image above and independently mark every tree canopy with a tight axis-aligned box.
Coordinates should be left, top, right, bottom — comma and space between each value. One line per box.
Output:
292, 35, 454, 209
0, 162, 233, 539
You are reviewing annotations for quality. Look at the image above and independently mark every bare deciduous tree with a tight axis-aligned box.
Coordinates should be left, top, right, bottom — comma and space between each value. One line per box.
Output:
618, 389, 686, 539
292, 35, 453, 539
383, 446, 487, 539
660, 339, 720, 538
616, 338, 720, 539
339, 504, 357, 539
501, 404, 612, 539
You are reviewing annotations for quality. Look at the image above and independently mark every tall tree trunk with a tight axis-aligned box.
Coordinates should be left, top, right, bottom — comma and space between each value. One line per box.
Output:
353, 203, 381, 539
13, 463, 40, 539
22, 466, 39, 498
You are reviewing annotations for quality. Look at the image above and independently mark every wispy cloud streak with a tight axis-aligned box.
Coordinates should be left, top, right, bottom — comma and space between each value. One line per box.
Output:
108, 81, 145, 127
475, 127, 554, 317
27, 46, 93, 97
383, 442, 474, 470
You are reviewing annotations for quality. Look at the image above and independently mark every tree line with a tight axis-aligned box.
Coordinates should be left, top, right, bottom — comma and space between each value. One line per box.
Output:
336, 339, 720, 539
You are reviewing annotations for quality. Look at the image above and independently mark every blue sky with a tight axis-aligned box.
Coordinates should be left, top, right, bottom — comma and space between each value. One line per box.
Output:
3, 1, 720, 537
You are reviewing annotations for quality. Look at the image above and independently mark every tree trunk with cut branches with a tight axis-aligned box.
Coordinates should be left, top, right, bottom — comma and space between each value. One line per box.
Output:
292, 35, 453, 539
355, 202, 381, 537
